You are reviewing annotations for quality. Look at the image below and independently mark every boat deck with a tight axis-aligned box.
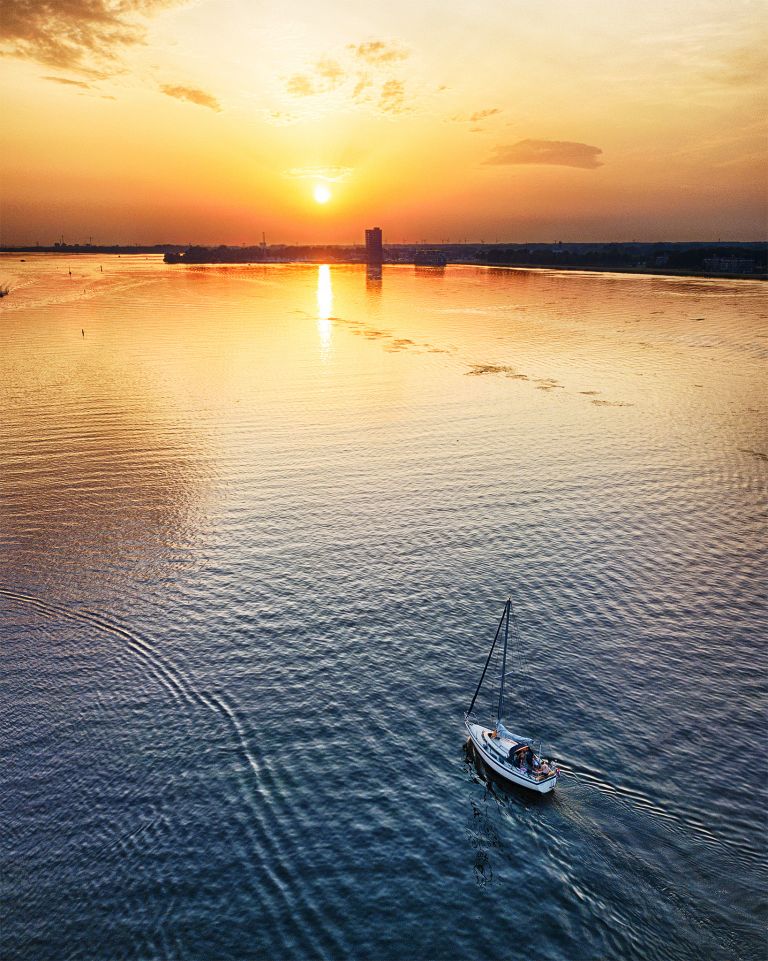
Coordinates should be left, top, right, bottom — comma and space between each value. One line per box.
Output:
467, 722, 558, 788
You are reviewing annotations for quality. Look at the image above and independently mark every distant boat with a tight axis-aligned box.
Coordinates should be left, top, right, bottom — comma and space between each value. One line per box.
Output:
465, 599, 559, 793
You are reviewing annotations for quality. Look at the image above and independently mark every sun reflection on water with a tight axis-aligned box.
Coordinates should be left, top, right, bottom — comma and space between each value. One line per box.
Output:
316, 264, 333, 356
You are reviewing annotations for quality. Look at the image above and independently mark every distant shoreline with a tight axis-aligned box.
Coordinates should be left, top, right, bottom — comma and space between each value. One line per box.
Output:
1, 245, 765, 282
476, 262, 766, 281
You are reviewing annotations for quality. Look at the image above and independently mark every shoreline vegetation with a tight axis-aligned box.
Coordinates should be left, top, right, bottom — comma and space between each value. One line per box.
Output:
1, 242, 765, 280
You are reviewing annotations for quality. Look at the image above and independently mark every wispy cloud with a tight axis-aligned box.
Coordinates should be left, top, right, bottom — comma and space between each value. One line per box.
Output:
348, 40, 408, 64
379, 79, 405, 114
453, 107, 501, 133
284, 40, 410, 115
454, 108, 501, 124
41, 75, 91, 89
0, 0, 182, 76
267, 109, 300, 125
708, 41, 768, 87
286, 166, 353, 183
286, 59, 345, 98
352, 74, 373, 101
470, 108, 500, 123
161, 84, 221, 112
286, 73, 315, 97
485, 139, 604, 169
315, 58, 345, 88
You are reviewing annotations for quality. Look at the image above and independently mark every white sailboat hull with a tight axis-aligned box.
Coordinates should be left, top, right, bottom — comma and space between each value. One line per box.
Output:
465, 721, 558, 794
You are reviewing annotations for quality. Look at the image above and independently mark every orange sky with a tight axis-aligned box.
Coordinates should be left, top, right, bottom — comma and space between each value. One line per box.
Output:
1, 0, 766, 244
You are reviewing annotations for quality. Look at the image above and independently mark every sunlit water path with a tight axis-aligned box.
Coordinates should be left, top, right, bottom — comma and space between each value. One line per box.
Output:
1, 255, 766, 960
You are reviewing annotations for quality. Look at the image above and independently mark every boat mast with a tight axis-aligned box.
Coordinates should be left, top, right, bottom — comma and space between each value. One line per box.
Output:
466, 602, 508, 717
497, 599, 510, 721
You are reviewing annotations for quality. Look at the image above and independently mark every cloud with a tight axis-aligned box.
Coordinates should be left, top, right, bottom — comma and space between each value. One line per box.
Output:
453, 107, 502, 132
484, 139, 604, 169
286, 60, 345, 98
349, 40, 407, 64
161, 84, 221, 111
468, 108, 501, 123
284, 39, 409, 115
0, 0, 182, 76
352, 74, 372, 101
709, 42, 768, 87
286, 166, 352, 183
268, 109, 300, 125
286, 73, 315, 97
315, 58, 345, 88
41, 75, 91, 88
379, 78, 405, 114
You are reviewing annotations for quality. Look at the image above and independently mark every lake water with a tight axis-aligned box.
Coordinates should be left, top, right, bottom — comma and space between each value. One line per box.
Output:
1, 254, 766, 961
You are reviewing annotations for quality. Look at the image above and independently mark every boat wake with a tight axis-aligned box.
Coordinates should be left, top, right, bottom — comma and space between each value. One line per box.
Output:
0, 586, 260, 778
559, 760, 765, 868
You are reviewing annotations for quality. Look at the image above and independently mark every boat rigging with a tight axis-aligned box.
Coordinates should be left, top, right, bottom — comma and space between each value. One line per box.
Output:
464, 598, 559, 794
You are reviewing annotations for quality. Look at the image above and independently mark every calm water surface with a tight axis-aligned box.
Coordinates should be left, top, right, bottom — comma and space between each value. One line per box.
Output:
1, 255, 766, 960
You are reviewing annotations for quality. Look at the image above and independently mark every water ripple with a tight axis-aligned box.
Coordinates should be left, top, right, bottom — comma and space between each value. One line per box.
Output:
1, 257, 765, 961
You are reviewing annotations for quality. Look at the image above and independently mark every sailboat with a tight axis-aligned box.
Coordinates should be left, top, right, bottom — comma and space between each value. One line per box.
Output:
464, 599, 560, 794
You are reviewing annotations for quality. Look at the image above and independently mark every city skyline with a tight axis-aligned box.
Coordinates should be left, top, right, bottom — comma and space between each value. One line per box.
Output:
1, 0, 766, 245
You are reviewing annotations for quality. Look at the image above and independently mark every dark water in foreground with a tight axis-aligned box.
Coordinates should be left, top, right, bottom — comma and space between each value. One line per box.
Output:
1, 255, 766, 961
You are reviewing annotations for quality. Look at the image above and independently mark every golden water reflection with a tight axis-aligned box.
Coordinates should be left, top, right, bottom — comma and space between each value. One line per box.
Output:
1, 256, 764, 599
365, 264, 382, 289
316, 264, 332, 355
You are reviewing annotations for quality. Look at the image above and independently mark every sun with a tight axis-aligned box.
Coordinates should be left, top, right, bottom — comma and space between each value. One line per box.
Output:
313, 183, 332, 204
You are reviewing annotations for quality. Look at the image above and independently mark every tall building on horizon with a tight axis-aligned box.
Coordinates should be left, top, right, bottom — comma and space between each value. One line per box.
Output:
365, 227, 383, 265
